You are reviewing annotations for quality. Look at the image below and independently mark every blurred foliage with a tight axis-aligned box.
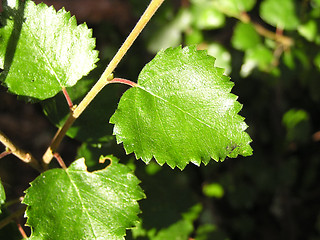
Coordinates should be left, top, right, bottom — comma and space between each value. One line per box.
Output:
1, 0, 320, 239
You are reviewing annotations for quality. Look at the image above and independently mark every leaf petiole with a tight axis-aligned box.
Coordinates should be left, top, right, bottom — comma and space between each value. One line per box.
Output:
109, 78, 137, 87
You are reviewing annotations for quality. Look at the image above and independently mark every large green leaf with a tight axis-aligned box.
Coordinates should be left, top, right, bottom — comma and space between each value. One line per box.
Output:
23, 156, 145, 240
110, 46, 252, 170
260, 0, 299, 30
0, 0, 98, 100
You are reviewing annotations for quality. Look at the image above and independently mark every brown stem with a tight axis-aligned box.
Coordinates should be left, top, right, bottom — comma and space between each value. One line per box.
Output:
42, 0, 165, 165
42, 114, 76, 165
222, 10, 294, 48
252, 23, 293, 48
0, 130, 42, 172
0, 206, 26, 229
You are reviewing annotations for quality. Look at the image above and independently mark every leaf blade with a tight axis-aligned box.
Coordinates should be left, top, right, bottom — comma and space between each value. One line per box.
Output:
0, 0, 98, 100
110, 46, 252, 169
23, 157, 145, 240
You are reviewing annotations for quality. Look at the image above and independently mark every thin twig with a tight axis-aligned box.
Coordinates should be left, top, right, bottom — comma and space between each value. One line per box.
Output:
0, 206, 26, 229
253, 22, 293, 48
17, 222, 27, 239
218, 9, 294, 48
42, 0, 165, 164
0, 130, 42, 172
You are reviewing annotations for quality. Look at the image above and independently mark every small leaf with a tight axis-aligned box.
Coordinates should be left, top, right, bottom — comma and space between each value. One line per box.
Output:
191, 1, 225, 30
202, 183, 224, 198
240, 45, 274, 77
260, 0, 299, 30
298, 20, 318, 42
23, 157, 145, 240
0, 0, 98, 100
147, 9, 192, 53
110, 46, 252, 170
0, 179, 5, 214
212, 0, 256, 16
231, 22, 261, 51
207, 42, 231, 74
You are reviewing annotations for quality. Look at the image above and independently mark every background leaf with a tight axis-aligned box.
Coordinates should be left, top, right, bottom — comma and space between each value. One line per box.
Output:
0, 0, 98, 100
260, 0, 299, 30
110, 46, 252, 169
0, 179, 5, 214
191, 0, 225, 30
206, 43, 231, 75
23, 156, 145, 240
231, 22, 261, 51
212, 0, 256, 16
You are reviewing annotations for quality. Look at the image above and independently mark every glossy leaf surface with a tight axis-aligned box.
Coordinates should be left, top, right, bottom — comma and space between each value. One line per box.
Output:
0, 0, 98, 100
110, 46, 252, 169
23, 157, 145, 240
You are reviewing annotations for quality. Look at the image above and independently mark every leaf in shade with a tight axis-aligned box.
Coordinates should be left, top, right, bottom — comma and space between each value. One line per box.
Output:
0, 179, 5, 214
212, 0, 256, 16
260, 0, 299, 30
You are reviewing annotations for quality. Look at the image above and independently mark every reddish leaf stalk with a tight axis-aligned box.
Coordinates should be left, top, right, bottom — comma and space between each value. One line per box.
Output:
0, 207, 26, 230
17, 222, 27, 239
0, 149, 11, 159
53, 152, 67, 169
109, 78, 137, 87
62, 87, 74, 109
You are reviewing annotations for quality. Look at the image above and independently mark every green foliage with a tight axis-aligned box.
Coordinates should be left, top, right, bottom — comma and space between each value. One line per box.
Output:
202, 183, 224, 198
212, 0, 256, 16
0, 0, 98, 100
1, 0, 320, 239
23, 157, 145, 239
0, 180, 5, 214
232, 22, 261, 51
110, 46, 252, 169
260, 0, 299, 30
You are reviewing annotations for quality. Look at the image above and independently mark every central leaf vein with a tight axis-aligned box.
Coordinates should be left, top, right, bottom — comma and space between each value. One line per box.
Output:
66, 171, 97, 238
138, 85, 219, 132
